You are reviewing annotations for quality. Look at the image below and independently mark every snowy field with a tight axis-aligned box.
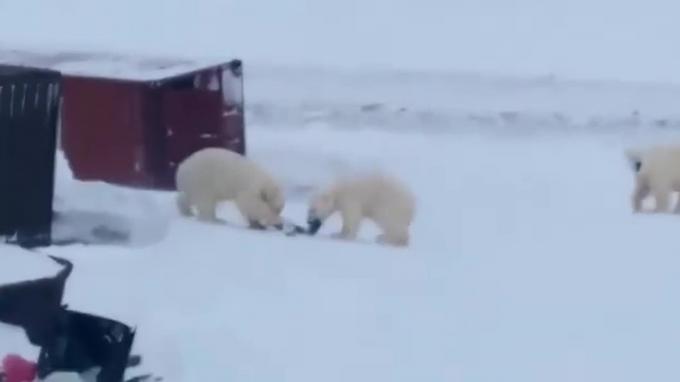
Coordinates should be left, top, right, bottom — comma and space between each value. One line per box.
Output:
2, 0, 680, 381
5, 120, 680, 382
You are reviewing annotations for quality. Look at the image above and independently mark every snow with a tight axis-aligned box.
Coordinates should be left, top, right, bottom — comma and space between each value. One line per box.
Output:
0, 322, 42, 363
0, 245, 62, 285
25, 124, 680, 382
243, 65, 680, 135
1, 1, 680, 381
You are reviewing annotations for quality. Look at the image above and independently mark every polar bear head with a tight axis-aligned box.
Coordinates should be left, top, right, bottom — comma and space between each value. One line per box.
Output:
307, 190, 336, 234
624, 148, 644, 173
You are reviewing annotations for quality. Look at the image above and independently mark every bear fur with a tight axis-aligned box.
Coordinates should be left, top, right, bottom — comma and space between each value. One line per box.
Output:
307, 172, 415, 247
624, 143, 680, 213
175, 147, 285, 228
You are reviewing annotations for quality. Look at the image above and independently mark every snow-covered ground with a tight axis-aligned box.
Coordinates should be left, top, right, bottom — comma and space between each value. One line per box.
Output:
5, 120, 679, 382
2, 0, 680, 381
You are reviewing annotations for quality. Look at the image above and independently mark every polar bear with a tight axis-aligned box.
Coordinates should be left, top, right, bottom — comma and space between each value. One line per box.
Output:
624, 143, 680, 213
306, 172, 415, 247
175, 147, 285, 229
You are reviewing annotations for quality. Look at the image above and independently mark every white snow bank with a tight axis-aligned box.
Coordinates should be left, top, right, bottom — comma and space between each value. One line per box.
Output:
37, 126, 680, 382
52, 150, 171, 247
0, 322, 41, 362
0, 245, 61, 285
244, 65, 680, 134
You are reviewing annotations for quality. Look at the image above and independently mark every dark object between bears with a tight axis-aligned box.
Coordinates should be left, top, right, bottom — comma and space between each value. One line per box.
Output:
306, 218, 323, 235
0, 65, 61, 248
249, 219, 309, 236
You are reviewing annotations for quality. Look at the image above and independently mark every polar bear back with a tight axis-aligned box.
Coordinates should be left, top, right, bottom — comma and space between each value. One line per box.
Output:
176, 147, 275, 201
334, 173, 415, 224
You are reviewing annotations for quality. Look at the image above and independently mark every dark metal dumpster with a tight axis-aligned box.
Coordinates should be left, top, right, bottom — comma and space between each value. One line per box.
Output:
0, 65, 61, 248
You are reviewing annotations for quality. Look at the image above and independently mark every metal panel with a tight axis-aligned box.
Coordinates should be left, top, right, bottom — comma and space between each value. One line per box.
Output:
157, 64, 246, 190
60, 77, 154, 187
160, 88, 226, 189
0, 65, 61, 248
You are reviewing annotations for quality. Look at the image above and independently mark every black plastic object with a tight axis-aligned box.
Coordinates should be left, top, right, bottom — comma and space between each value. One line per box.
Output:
306, 218, 322, 235
36, 310, 137, 382
0, 256, 72, 346
0, 65, 62, 248
0, 254, 144, 382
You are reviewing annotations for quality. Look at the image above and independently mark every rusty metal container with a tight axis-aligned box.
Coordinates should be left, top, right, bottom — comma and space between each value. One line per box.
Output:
0, 49, 246, 191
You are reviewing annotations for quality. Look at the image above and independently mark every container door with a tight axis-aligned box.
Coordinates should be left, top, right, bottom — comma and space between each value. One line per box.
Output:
61, 79, 150, 188
160, 89, 225, 189
0, 71, 60, 247
160, 66, 246, 190
220, 61, 246, 155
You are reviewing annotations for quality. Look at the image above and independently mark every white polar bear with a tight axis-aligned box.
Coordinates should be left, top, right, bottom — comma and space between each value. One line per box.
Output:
306, 172, 416, 247
624, 143, 680, 213
175, 147, 285, 229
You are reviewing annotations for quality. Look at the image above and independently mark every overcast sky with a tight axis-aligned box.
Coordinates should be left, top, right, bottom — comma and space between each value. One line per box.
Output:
0, 0, 678, 83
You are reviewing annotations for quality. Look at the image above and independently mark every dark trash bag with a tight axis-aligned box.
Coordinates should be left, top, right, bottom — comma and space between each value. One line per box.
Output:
36, 311, 137, 382
0, 255, 153, 382
0, 256, 71, 346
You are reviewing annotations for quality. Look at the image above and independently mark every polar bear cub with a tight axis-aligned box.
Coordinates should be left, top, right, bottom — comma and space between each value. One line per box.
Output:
307, 172, 415, 247
624, 143, 680, 213
175, 147, 285, 228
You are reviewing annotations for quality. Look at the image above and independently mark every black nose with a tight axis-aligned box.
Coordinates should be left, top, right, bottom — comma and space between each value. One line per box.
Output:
307, 218, 323, 235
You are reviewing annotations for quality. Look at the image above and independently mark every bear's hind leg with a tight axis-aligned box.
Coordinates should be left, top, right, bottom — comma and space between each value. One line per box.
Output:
376, 232, 409, 247
375, 220, 410, 247
673, 192, 680, 214
333, 205, 362, 240
195, 197, 225, 224
652, 187, 672, 213
631, 177, 649, 213
176, 192, 193, 217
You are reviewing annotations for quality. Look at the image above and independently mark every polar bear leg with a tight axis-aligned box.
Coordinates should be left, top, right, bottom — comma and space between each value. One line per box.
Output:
194, 196, 225, 224
374, 220, 410, 247
376, 232, 409, 247
333, 204, 362, 240
176, 192, 193, 217
652, 187, 672, 213
673, 194, 680, 214
631, 177, 649, 213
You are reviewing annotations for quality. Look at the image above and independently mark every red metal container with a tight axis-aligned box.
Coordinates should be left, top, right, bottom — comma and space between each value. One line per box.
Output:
0, 49, 246, 190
